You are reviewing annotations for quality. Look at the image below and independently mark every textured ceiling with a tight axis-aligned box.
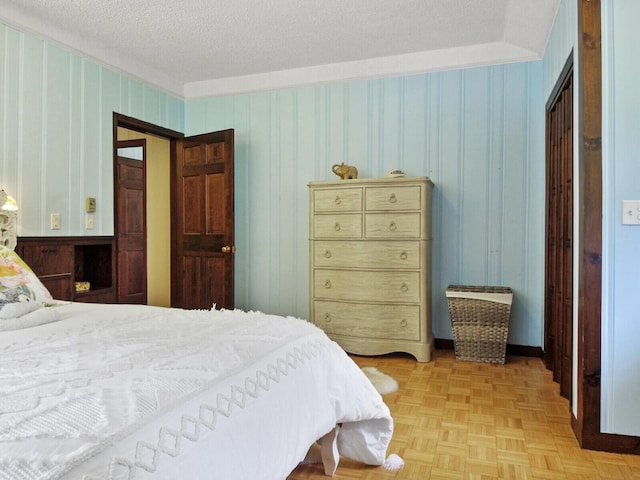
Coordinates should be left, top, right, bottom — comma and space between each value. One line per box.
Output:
1, 0, 560, 98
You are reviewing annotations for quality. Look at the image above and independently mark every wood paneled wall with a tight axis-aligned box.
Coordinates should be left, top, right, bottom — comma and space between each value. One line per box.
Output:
186, 63, 545, 344
0, 23, 184, 237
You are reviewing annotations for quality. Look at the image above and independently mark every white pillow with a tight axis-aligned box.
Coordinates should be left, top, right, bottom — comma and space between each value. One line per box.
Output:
0, 306, 60, 331
0, 245, 53, 318
0, 299, 43, 319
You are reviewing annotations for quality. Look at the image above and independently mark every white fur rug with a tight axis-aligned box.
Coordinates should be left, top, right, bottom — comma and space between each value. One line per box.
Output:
361, 366, 399, 395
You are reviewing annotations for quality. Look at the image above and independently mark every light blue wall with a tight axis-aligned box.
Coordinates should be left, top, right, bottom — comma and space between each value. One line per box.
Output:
0, 23, 184, 236
543, 0, 577, 100
602, 0, 640, 436
186, 64, 546, 345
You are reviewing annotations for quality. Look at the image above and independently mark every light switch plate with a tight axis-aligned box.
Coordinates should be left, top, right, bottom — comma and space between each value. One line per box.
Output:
50, 213, 61, 230
622, 200, 640, 225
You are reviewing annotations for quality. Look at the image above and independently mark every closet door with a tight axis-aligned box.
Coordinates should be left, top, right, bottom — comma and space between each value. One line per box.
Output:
544, 65, 573, 401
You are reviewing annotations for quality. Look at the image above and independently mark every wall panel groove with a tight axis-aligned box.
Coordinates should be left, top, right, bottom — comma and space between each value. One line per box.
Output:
186, 62, 545, 342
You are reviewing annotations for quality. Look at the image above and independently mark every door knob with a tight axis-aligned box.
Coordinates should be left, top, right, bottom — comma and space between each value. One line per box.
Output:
222, 245, 236, 253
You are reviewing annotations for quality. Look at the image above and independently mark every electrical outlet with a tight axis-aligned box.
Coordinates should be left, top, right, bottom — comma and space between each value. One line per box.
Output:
622, 200, 640, 225
85, 214, 94, 229
50, 213, 61, 230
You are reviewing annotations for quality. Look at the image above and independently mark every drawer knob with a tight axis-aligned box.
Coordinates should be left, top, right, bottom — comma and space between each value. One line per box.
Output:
324, 250, 332, 258
389, 193, 397, 203
400, 282, 409, 293
324, 313, 332, 322
388, 221, 397, 231
334, 196, 342, 205
334, 222, 341, 231
400, 251, 408, 260
324, 280, 332, 289
400, 319, 408, 327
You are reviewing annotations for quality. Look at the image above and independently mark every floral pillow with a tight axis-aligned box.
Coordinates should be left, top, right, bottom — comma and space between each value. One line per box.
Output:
0, 245, 53, 319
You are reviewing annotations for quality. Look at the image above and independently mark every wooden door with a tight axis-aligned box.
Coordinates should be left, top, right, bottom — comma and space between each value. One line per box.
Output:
116, 140, 147, 304
544, 63, 573, 401
173, 129, 234, 310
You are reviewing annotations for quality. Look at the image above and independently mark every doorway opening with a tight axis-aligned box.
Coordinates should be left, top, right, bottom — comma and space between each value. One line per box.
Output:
112, 113, 182, 306
112, 113, 235, 310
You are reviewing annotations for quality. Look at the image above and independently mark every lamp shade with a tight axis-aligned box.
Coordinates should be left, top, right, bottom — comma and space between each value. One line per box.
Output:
1, 194, 18, 211
1, 189, 18, 211
0, 189, 18, 250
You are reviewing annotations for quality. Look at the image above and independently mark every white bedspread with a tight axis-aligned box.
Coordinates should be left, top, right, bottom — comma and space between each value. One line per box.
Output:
0, 303, 393, 480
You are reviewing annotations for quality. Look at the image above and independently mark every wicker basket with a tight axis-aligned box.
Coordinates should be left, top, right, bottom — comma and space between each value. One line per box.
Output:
446, 285, 513, 364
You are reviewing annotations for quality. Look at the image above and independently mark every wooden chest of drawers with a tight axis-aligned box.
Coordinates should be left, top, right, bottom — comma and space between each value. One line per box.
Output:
308, 177, 433, 362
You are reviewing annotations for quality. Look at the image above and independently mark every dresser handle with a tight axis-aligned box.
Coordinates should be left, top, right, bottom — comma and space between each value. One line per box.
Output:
389, 193, 397, 203
399, 251, 408, 260
324, 250, 332, 258
324, 313, 332, 322
400, 282, 408, 293
334, 196, 342, 205
324, 280, 332, 289
388, 221, 397, 231
334, 222, 341, 231
400, 319, 408, 327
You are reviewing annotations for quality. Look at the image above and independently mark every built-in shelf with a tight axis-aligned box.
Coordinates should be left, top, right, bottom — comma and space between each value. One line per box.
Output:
17, 236, 116, 303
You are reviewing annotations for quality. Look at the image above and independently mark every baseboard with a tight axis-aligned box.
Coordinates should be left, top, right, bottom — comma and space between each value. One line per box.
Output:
434, 338, 543, 358
434, 338, 455, 350
572, 413, 640, 455
506, 343, 543, 358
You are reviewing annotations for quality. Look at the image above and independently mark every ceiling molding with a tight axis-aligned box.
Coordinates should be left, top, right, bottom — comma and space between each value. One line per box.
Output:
184, 42, 540, 99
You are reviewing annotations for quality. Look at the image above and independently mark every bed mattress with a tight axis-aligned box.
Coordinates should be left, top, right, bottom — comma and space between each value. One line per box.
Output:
0, 302, 393, 479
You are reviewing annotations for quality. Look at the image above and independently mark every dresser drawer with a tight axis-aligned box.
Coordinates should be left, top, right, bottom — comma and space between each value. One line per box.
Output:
313, 269, 420, 303
313, 240, 420, 269
313, 214, 362, 238
365, 213, 422, 238
40, 275, 73, 301
21, 245, 74, 275
313, 187, 362, 212
365, 185, 422, 211
314, 300, 421, 341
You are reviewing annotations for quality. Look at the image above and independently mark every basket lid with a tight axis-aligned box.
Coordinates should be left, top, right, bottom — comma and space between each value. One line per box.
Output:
446, 286, 512, 305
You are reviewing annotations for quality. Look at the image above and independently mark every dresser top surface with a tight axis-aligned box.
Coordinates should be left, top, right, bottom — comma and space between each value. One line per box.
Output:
308, 176, 433, 187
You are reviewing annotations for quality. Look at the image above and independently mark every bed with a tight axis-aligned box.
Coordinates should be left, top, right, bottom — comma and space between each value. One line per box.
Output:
0, 245, 397, 479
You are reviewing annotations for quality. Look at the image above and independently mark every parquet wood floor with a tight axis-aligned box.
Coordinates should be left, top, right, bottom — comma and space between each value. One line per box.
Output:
288, 349, 640, 480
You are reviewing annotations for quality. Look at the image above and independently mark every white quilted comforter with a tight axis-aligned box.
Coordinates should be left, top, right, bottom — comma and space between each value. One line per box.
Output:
0, 303, 393, 480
